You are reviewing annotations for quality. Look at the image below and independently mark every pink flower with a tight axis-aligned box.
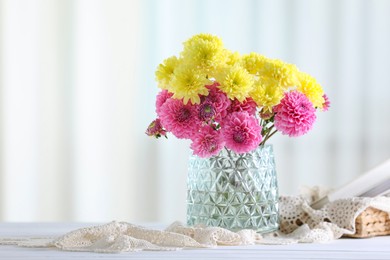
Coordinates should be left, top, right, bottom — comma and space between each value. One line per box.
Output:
190, 125, 224, 158
274, 91, 316, 137
159, 98, 200, 139
201, 82, 231, 121
156, 90, 173, 117
229, 97, 257, 116
198, 101, 216, 122
322, 94, 330, 111
145, 118, 167, 138
221, 112, 262, 154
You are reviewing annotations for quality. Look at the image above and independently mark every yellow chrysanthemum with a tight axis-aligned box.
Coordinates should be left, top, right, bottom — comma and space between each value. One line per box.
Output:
241, 52, 268, 75
155, 56, 179, 89
181, 33, 227, 71
183, 33, 224, 48
225, 50, 241, 66
297, 72, 325, 109
259, 59, 300, 88
170, 65, 210, 105
215, 65, 254, 101
250, 77, 284, 112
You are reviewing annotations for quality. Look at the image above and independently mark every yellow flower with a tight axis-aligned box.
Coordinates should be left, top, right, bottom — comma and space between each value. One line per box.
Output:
155, 56, 179, 89
225, 50, 241, 66
250, 77, 284, 112
259, 59, 300, 88
241, 52, 268, 75
183, 33, 224, 48
170, 64, 210, 105
181, 33, 227, 71
297, 72, 325, 109
215, 64, 254, 101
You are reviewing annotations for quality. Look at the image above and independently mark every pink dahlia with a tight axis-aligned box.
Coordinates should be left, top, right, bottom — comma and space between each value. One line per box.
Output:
229, 97, 257, 116
322, 94, 330, 111
156, 90, 173, 117
274, 91, 316, 137
145, 118, 167, 138
159, 98, 200, 139
190, 125, 224, 158
198, 101, 216, 122
201, 82, 231, 121
221, 112, 262, 154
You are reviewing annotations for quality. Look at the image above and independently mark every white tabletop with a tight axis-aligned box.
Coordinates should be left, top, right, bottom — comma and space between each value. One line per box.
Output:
0, 222, 390, 260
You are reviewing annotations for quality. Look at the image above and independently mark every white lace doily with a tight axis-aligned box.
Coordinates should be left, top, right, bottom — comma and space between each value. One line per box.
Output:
1, 193, 390, 253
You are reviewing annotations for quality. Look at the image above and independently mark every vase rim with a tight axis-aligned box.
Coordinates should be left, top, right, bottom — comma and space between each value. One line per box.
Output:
190, 144, 273, 159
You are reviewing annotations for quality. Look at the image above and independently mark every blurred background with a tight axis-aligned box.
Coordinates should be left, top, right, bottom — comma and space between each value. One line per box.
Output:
0, 0, 389, 222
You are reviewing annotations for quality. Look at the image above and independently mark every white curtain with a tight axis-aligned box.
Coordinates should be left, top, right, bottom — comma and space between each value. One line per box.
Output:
0, 0, 389, 222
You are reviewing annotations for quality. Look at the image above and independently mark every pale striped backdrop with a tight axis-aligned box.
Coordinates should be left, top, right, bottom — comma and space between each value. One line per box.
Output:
0, 0, 389, 222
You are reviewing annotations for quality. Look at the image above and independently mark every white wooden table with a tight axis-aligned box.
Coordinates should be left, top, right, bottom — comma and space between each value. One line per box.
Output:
1, 222, 389, 260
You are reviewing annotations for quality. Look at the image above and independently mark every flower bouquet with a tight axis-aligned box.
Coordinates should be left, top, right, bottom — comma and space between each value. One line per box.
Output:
146, 34, 329, 232
146, 34, 329, 155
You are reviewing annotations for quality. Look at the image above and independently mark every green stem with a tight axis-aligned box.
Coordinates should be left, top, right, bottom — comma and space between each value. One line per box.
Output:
260, 129, 278, 147
261, 124, 273, 137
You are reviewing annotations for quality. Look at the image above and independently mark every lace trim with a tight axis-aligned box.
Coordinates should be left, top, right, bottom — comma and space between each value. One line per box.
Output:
1, 195, 389, 253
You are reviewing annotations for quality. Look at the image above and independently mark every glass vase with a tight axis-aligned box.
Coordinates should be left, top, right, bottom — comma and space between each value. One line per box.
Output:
186, 145, 279, 233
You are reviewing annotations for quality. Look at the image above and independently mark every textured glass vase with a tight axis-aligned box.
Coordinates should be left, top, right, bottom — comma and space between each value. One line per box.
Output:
186, 145, 279, 233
